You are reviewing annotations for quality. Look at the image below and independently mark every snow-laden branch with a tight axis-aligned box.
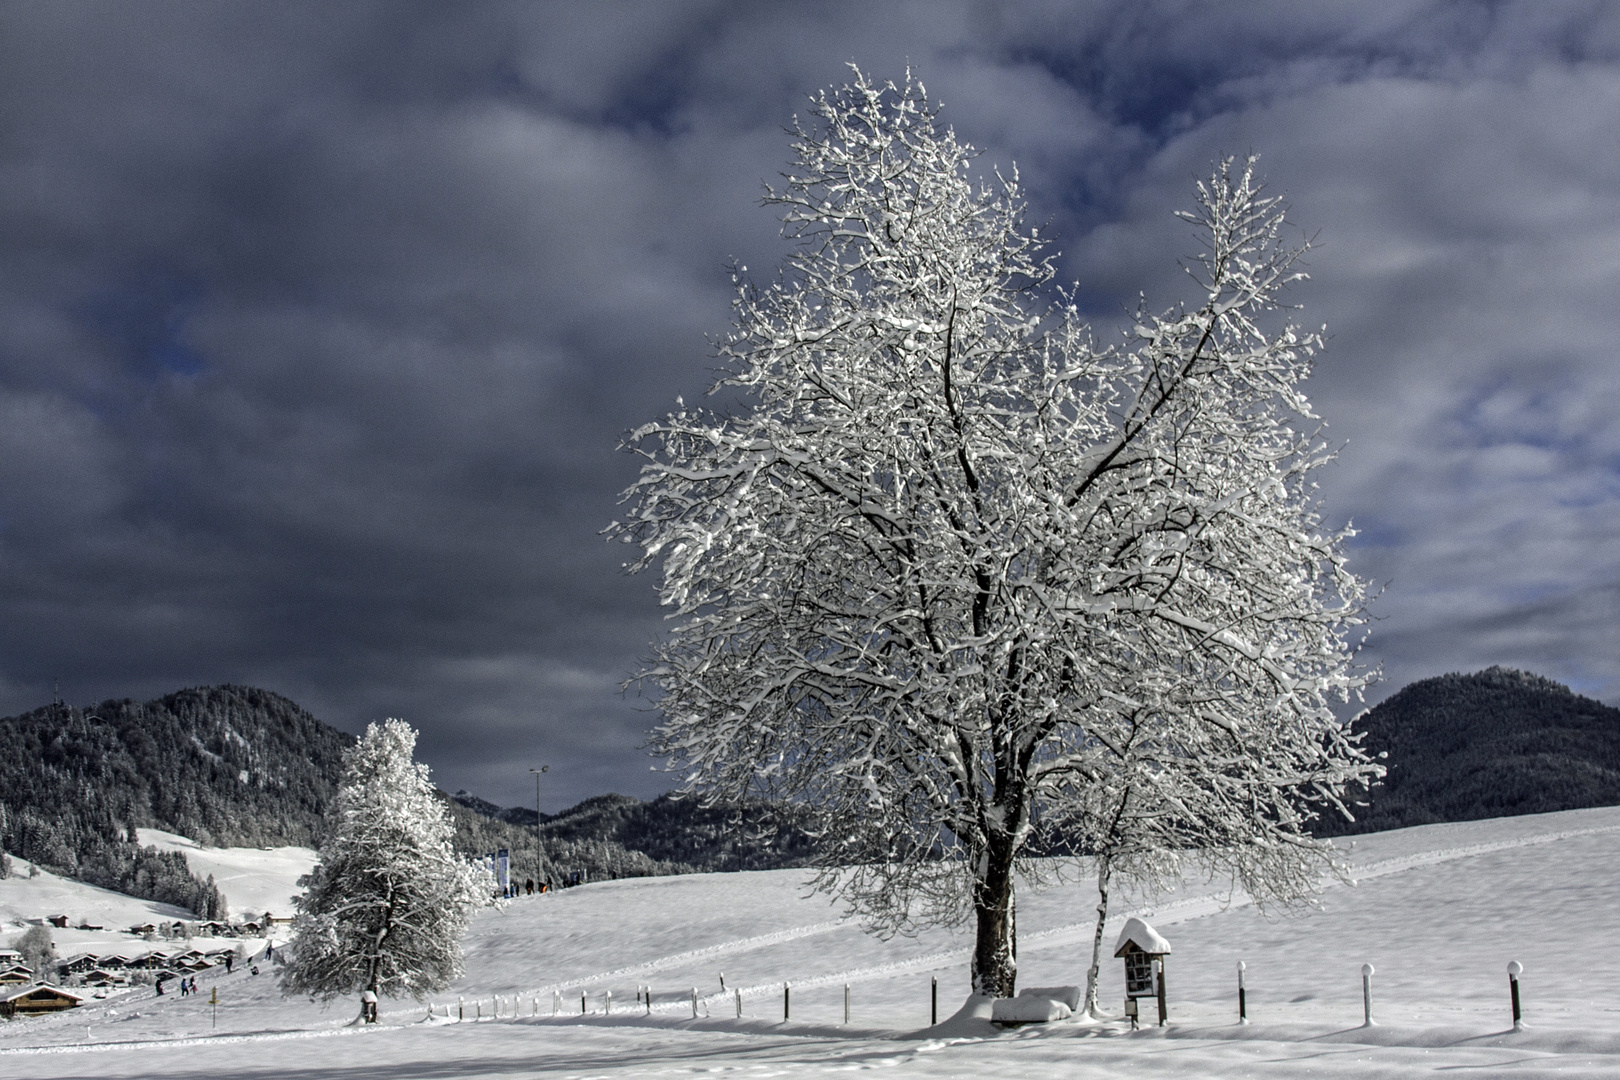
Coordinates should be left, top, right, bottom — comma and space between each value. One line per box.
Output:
608, 70, 1379, 999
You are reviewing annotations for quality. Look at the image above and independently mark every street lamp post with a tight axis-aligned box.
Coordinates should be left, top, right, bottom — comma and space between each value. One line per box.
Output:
529, 766, 548, 891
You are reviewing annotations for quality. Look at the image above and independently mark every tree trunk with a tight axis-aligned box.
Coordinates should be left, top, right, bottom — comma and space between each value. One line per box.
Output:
970, 838, 1018, 998
1084, 853, 1113, 1017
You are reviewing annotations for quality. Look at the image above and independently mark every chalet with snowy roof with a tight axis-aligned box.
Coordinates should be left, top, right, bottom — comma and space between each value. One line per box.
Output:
45, 915, 69, 928
82, 969, 127, 987
0, 950, 21, 965
0, 985, 83, 1017
126, 923, 158, 935
56, 953, 101, 976
0, 965, 33, 986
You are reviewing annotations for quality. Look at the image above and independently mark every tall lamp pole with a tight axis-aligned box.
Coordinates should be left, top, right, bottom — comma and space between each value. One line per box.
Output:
529, 766, 548, 890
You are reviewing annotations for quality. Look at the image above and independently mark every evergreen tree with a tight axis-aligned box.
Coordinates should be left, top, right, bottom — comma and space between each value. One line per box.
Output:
281, 719, 491, 1010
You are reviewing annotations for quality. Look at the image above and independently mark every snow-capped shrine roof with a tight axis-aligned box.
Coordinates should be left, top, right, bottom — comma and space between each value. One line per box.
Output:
1113, 916, 1171, 957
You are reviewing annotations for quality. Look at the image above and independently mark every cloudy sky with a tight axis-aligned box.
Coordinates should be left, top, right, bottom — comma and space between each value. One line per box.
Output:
1, 1, 1617, 810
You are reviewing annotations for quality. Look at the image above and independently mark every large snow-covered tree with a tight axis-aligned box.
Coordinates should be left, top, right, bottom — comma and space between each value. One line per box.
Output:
612, 69, 1380, 1000
281, 719, 491, 1008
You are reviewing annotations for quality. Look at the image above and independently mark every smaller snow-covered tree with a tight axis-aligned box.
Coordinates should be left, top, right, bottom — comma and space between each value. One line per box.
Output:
281, 719, 491, 1008
10, 925, 54, 976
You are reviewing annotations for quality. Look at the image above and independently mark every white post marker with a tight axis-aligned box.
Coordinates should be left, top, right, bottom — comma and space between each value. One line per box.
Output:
1508, 961, 1524, 1030
1237, 961, 1247, 1024
844, 983, 850, 1025
735, 987, 742, 1018
459, 995, 465, 1021
691, 986, 698, 1018
784, 981, 790, 1022
581, 990, 587, 1015
605, 989, 612, 1015
1361, 964, 1375, 1027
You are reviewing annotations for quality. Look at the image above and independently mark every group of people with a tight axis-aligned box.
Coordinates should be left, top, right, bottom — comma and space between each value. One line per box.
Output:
154, 943, 271, 996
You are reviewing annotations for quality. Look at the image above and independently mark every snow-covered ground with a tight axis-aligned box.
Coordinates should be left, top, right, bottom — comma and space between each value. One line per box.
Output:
4, 805, 1620, 1077
0, 856, 197, 961
135, 828, 315, 921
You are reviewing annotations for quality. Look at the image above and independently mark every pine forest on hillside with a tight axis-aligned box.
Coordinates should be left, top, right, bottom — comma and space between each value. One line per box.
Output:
0, 685, 819, 917
1320, 666, 1620, 835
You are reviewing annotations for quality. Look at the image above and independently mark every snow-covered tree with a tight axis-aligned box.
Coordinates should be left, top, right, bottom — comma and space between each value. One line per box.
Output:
10, 924, 54, 975
612, 68, 1380, 1000
281, 719, 491, 1009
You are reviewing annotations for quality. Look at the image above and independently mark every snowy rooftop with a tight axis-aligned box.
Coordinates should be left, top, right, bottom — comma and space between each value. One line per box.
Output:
1112, 915, 1172, 957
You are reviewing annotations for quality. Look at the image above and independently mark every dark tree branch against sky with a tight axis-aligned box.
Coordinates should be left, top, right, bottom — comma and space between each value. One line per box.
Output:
1, 2, 1617, 811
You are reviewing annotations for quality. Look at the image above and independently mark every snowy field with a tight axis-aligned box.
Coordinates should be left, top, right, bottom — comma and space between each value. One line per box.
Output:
4, 805, 1620, 1077
135, 828, 316, 921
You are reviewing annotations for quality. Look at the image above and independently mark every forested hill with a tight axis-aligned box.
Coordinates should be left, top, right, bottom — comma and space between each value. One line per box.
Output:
0, 685, 352, 916
2, 685, 351, 855
1321, 666, 1620, 835
0, 683, 815, 911
448, 791, 819, 881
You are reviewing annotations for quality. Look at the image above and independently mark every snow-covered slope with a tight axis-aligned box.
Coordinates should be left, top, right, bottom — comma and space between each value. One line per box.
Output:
135, 829, 315, 920
2, 806, 1619, 1079
0, 856, 197, 959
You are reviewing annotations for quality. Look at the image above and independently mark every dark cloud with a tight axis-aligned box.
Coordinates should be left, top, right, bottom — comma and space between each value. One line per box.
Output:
2, 2, 1618, 808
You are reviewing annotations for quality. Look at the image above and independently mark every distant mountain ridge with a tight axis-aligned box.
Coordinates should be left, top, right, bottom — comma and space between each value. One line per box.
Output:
451, 790, 819, 874
1322, 666, 1620, 835
0, 685, 815, 915
8, 671, 1616, 912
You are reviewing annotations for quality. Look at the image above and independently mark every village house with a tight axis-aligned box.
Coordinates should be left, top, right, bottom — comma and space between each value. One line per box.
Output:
0, 985, 83, 1018
56, 954, 101, 977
